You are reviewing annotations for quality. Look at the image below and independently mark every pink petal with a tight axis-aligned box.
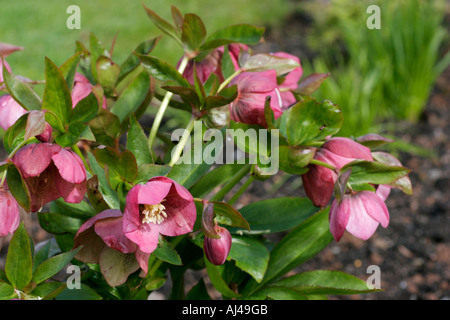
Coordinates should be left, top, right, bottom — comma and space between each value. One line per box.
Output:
231, 70, 278, 94
328, 198, 350, 241
26, 165, 60, 212
123, 184, 142, 234
12, 143, 61, 178
95, 216, 137, 254
376, 184, 391, 202
345, 195, 380, 240
273, 52, 303, 90
137, 179, 172, 205
359, 191, 390, 228
52, 148, 86, 184
76, 209, 123, 237
135, 248, 151, 274
0, 95, 27, 131
323, 137, 373, 162
124, 223, 160, 254
157, 196, 197, 237
0, 189, 20, 237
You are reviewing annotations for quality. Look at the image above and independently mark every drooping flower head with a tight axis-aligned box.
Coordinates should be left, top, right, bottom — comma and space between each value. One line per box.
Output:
0, 181, 20, 237
228, 69, 282, 128
123, 176, 197, 254
302, 137, 373, 207
329, 190, 390, 241
11, 143, 87, 212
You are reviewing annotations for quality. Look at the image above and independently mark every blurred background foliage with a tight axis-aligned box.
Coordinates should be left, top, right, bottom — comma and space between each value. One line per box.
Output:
1, 0, 449, 152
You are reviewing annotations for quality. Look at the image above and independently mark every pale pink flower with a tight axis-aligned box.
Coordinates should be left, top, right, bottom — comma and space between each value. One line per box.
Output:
329, 191, 389, 241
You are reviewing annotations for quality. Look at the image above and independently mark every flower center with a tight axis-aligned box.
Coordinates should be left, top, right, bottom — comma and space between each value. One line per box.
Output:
141, 201, 167, 225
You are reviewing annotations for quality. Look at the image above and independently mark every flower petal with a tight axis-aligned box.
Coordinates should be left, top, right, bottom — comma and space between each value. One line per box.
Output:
0, 95, 27, 131
345, 195, 380, 240
51, 148, 86, 184
328, 198, 350, 241
0, 189, 20, 237
95, 216, 137, 254
323, 137, 373, 162
12, 143, 61, 178
137, 179, 172, 205
359, 191, 390, 228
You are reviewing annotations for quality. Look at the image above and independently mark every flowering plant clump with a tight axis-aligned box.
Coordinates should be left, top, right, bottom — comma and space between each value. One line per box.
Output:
0, 6, 412, 300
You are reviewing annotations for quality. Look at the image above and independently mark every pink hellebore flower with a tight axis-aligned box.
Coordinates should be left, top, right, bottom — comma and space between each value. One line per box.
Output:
0, 183, 20, 237
0, 95, 27, 131
228, 69, 282, 128
273, 52, 303, 109
11, 143, 87, 212
123, 176, 197, 254
329, 190, 389, 241
302, 137, 373, 207
204, 226, 232, 266
71, 73, 107, 109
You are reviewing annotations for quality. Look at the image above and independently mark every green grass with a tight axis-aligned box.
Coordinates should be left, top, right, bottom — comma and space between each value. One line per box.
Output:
299, 0, 450, 137
1, 0, 291, 82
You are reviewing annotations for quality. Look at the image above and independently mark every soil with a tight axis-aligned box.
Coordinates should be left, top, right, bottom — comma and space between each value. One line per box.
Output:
1, 10, 449, 301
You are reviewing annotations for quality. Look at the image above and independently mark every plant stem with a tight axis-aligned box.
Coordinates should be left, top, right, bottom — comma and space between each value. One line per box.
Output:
310, 158, 336, 171
210, 164, 252, 202
168, 115, 195, 167
147, 55, 190, 151
217, 69, 242, 93
228, 175, 254, 205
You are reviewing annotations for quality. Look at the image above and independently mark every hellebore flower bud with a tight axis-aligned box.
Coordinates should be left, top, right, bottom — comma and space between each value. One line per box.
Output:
204, 226, 232, 266
36, 122, 53, 143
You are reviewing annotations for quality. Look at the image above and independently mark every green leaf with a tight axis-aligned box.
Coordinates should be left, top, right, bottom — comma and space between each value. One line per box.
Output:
228, 236, 269, 283
56, 283, 102, 300
6, 165, 31, 212
134, 164, 171, 184
153, 238, 182, 265
138, 54, 190, 87
189, 164, 247, 198
37, 212, 84, 235
118, 37, 160, 82
201, 24, 265, 51
2, 67, 42, 111
110, 70, 150, 123
59, 51, 83, 88
127, 114, 154, 166
50, 198, 96, 220
204, 256, 240, 299
181, 13, 207, 55
0, 282, 16, 300
272, 270, 382, 295
242, 54, 300, 76
94, 147, 138, 183
143, 4, 182, 47
212, 201, 250, 231
3, 113, 28, 154
284, 97, 343, 146
243, 208, 333, 296
31, 282, 66, 300
5, 223, 33, 290
87, 152, 120, 209
71, 92, 99, 125
32, 248, 81, 285
295, 72, 330, 96
254, 286, 308, 300
342, 160, 411, 186
99, 247, 140, 287
89, 108, 121, 147
234, 197, 319, 234
42, 57, 73, 132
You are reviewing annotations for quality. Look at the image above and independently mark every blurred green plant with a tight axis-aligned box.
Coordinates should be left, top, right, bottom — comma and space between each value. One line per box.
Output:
300, 0, 450, 137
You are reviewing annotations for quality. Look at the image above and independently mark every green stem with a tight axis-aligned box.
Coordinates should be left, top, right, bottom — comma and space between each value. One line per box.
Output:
147, 55, 190, 151
217, 69, 242, 93
168, 115, 195, 167
310, 158, 336, 171
228, 176, 254, 206
210, 164, 252, 202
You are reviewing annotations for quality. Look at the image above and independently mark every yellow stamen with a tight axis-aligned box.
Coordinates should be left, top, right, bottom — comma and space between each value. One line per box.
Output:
141, 201, 167, 225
